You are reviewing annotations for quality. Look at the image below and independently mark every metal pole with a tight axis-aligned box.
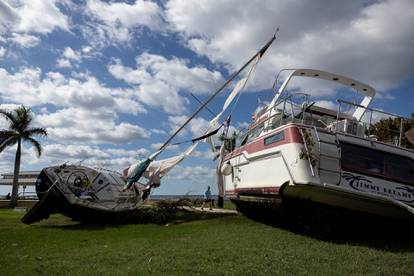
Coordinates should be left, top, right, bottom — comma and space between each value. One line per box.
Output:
335, 101, 341, 132
399, 118, 404, 147
156, 33, 278, 154
368, 110, 373, 136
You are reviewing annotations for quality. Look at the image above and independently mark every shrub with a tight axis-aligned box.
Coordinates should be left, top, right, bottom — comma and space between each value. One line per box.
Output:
128, 200, 178, 224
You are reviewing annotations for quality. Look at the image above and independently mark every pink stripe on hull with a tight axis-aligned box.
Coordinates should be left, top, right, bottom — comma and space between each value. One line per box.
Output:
224, 126, 302, 161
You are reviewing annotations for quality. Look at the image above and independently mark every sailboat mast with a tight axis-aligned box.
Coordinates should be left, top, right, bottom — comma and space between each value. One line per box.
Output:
124, 32, 278, 190
156, 33, 278, 154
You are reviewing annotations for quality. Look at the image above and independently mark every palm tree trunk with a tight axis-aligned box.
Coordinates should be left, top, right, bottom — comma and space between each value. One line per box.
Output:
10, 139, 21, 208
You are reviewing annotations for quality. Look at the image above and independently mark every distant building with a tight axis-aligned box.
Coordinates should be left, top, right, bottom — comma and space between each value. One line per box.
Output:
0, 171, 40, 186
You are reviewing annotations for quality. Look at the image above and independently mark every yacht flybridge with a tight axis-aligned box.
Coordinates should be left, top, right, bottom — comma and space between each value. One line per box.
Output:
222, 69, 414, 220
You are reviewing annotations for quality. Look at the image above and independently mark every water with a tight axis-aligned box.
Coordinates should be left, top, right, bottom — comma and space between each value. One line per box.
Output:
149, 194, 229, 201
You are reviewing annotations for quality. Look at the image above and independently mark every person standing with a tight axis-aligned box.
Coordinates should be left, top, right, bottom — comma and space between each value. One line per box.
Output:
201, 186, 213, 210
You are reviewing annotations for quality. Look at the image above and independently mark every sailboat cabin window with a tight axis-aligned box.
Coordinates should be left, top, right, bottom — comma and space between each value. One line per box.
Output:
341, 143, 414, 185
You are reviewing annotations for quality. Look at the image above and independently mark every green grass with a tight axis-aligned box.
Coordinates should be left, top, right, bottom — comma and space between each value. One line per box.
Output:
223, 201, 237, 210
1, 208, 414, 275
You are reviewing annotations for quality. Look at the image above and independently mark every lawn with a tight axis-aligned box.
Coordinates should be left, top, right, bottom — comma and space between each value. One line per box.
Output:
1, 207, 414, 275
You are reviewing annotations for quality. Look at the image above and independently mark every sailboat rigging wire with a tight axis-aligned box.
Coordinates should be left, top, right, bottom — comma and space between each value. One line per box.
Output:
171, 123, 224, 145
189, 92, 217, 118
155, 32, 278, 155
124, 31, 279, 190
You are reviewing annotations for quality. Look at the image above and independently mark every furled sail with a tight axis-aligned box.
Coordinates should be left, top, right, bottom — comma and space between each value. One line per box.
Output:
123, 33, 278, 190
124, 55, 262, 187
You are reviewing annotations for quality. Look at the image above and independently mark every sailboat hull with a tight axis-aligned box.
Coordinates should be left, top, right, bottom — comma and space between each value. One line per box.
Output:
22, 165, 143, 224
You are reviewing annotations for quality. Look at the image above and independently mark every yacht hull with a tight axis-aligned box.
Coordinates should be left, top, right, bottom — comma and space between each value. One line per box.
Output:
224, 124, 414, 221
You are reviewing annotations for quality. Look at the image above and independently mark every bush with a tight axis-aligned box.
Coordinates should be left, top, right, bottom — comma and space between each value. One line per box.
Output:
176, 198, 193, 207
128, 200, 178, 224
192, 198, 204, 207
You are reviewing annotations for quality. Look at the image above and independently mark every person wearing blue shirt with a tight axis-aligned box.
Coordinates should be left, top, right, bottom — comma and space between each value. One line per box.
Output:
201, 186, 213, 210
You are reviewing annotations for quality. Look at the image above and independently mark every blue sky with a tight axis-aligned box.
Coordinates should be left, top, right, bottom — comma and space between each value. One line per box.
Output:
0, 0, 413, 195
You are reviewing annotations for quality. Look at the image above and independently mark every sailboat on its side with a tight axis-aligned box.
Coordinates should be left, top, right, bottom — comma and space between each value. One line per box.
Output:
21, 33, 278, 224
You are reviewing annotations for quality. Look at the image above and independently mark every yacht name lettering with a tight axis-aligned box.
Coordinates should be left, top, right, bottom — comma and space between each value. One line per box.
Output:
342, 173, 374, 191
342, 173, 414, 203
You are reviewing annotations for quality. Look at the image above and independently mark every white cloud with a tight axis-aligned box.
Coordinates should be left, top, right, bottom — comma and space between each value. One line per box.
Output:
106, 148, 149, 157
43, 145, 145, 171
9, 33, 40, 48
164, 164, 214, 182
0, 103, 20, 130
82, 46, 92, 54
0, 0, 69, 47
86, 0, 163, 30
35, 107, 149, 144
167, 115, 211, 138
83, 0, 164, 47
62, 47, 81, 62
165, 0, 414, 94
18, 143, 150, 171
314, 100, 337, 110
136, 53, 223, 95
0, 144, 23, 173
0, 141, 50, 172
150, 142, 179, 151
38, 144, 147, 169
0, 67, 146, 115
113, 97, 147, 116
151, 128, 167, 135
42, 144, 110, 160
108, 53, 223, 114
56, 58, 71, 68
0, 103, 21, 111
56, 47, 83, 68
0, 67, 149, 144
0, 47, 5, 58
192, 149, 214, 160
0, 1, 19, 32
14, 0, 69, 34
0, 140, 150, 173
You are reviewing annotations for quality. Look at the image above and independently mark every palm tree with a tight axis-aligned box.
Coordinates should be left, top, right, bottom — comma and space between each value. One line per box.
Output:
0, 105, 47, 207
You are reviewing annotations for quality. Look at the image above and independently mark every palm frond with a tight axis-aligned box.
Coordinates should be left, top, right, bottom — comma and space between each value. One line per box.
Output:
0, 109, 18, 127
23, 127, 47, 138
0, 130, 18, 139
14, 106, 33, 132
25, 137, 42, 157
1, 105, 46, 157
0, 136, 19, 153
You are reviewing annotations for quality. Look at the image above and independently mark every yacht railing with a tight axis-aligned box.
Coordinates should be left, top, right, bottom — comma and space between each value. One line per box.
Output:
336, 99, 406, 147
234, 93, 410, 150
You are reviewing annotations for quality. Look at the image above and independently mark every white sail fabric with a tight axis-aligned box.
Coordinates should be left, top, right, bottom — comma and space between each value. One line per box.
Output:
210, 56, 260, 127
154, 142, 198, 175
125, 55, 261, 183
125, 140, 201, 184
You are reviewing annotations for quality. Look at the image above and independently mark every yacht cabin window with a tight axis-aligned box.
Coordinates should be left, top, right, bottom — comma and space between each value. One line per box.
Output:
341, 143, 414, 185
247, 123, 264, 144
